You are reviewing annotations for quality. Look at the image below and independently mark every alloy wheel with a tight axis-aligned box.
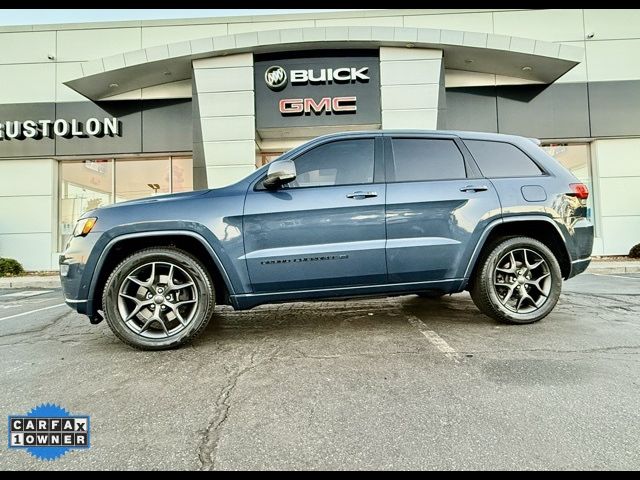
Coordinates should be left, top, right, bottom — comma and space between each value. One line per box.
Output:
117, 261, 199, 339
492, 248, 551, 314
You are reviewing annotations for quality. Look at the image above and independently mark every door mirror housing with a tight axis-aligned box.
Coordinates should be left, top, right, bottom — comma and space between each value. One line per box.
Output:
263, 160, 297, 189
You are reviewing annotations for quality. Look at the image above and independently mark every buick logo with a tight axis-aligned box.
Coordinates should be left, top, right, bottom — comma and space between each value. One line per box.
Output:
265, 65, 287, 91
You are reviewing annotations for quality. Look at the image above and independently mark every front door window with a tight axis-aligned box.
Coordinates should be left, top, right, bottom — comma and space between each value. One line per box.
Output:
286, 139, 375, 188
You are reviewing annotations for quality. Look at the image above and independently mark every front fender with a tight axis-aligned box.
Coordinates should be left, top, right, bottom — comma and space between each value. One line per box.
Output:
81, 222, 247, 316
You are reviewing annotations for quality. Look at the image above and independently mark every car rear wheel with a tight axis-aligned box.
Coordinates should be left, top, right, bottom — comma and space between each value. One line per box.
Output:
469, 237, 562, 324
102, 247, 215, 350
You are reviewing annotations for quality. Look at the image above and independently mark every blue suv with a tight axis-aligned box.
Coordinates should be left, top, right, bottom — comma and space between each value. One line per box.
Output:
60, 130, 594, 350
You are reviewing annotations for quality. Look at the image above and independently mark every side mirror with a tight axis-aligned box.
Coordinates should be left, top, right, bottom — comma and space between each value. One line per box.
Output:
263, 159, 297, 189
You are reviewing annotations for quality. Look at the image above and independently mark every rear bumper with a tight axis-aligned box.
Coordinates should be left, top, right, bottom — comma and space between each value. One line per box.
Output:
564, 218, 594, 279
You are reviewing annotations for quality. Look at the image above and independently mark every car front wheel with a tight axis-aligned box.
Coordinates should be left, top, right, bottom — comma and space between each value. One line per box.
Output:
102, 247, 215, 350
469, 237, 562, 324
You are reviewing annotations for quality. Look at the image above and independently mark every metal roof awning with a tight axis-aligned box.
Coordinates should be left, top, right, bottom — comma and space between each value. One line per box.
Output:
64, 26, 584, 101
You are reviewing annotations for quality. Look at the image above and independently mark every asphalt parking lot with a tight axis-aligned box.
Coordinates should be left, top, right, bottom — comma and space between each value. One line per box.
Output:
0, 272, 639, 470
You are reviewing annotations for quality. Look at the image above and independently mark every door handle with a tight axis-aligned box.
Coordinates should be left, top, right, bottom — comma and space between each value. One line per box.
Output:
460, 185, 489, 192
346, 191, 378, 199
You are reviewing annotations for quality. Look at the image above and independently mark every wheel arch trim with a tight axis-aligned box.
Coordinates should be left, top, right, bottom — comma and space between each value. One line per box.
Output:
462, 215, 570, 287
87, 230, 236, 313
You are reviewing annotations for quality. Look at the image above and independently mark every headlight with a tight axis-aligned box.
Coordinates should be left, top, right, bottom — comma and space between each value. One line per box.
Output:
73, 217, 97, 237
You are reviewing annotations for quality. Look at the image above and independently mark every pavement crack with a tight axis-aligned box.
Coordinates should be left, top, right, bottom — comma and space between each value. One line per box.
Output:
197, 340, 280, 471
562, 291, 640, 306
0, 309, 74, 343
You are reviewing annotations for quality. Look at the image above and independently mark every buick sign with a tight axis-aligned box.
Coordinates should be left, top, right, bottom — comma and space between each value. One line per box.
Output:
290, 67, 370, 84
265, 66, 287, 91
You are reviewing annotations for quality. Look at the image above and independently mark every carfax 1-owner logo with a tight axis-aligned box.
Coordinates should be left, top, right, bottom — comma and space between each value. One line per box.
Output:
8, 403, 90, 461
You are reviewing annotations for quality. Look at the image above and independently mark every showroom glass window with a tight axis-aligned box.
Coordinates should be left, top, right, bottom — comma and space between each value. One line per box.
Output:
114, 157, 172, 201
59, 156, 193, 249
541, 143, 595, 229
59, 160, 114, 248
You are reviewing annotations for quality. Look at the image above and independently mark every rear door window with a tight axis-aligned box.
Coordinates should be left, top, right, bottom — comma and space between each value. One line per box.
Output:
389, 138, 467, 182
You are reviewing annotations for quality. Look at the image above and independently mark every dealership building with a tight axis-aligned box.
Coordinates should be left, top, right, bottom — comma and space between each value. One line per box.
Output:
1, 8, 639, 270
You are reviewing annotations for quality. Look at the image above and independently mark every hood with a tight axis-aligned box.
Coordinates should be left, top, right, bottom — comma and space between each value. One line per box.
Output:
98, 189, 211, 210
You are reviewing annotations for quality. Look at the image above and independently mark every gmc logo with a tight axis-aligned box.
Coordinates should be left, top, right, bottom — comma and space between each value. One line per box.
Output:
279, 97, 357, 115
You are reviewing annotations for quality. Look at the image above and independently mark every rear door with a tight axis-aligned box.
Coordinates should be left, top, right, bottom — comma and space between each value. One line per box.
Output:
384, 133, 502, 283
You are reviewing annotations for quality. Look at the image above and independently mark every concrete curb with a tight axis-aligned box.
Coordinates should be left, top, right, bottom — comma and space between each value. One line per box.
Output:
586, 264, 640, 275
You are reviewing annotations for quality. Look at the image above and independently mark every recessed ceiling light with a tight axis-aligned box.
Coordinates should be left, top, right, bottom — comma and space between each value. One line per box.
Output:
406, 43, 415, 48
108, 83, 119, 88
522, 66, 533, 72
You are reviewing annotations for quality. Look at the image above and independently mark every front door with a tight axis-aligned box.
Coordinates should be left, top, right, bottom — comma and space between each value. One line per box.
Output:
384, 134, 502, 283
243, 136, 387, 293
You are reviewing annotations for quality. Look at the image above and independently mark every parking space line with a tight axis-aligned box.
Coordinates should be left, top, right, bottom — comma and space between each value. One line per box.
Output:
588, 273, 640, 280
0, 304, 67, 322
0, 290, 54, 298
405, 314, 462, 363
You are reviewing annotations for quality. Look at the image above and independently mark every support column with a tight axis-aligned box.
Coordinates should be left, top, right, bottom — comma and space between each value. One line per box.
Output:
192, 53, 257, 188
0, 158, 57, 270
380, 47, 446, 130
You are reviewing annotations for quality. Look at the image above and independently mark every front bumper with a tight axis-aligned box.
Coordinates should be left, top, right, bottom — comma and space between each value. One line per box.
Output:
59, 232, 101, 315
569, 257, 591, 277
62, 296, 89, 314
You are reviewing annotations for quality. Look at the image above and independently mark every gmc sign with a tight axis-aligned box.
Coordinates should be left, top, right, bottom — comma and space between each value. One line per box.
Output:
255, 52, 381, 130
279, 97, 357, 115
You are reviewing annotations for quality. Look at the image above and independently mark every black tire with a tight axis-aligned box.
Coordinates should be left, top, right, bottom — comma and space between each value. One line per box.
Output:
102, 247, 215, 350
469, 237, 562, 324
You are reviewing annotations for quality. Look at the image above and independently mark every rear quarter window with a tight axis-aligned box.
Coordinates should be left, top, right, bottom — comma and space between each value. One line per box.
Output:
464, 140, 543, 178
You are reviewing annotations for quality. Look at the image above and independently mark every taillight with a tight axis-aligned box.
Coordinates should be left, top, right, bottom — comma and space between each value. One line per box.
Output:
569, 183, 589, 200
